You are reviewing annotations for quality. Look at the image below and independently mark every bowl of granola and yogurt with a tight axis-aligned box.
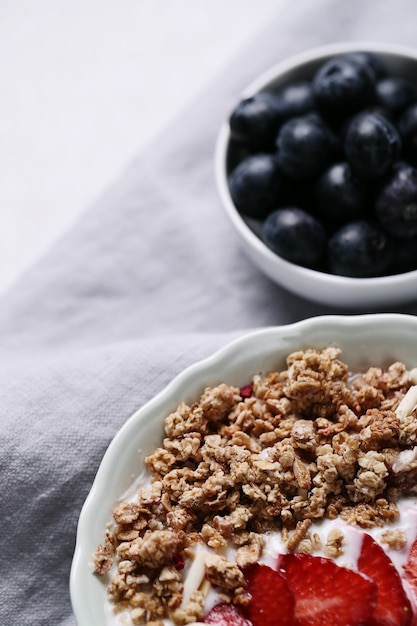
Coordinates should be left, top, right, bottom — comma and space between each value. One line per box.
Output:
71, 314, 417, 626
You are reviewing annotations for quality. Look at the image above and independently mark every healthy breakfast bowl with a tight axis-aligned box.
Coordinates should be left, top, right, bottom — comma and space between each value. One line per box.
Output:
215, 42, 417, 308
71, 313, 417, 626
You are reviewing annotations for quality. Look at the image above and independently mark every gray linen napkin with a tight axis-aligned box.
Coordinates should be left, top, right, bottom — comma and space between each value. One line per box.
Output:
2, 0, 417, 624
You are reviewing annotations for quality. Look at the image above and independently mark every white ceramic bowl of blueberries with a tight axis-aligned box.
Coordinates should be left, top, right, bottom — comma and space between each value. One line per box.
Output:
215, 42, 417, 308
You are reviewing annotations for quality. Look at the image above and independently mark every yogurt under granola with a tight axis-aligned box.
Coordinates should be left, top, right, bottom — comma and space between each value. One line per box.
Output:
93, 347, 417, 625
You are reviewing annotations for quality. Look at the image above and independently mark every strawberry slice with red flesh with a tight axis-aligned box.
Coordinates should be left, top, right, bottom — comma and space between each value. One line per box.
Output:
358, 532, 413, 626
404, 536, 417, 579
243, 563, 295, 626
404, 536, 417, 624
278, 552, 377, 626
205, 603, 251, 626
405, 577, 417, 602
403, 579, 417, 625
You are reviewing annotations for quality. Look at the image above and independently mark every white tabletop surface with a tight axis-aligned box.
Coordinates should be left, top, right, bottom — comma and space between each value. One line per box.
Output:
0, 0, 286, 294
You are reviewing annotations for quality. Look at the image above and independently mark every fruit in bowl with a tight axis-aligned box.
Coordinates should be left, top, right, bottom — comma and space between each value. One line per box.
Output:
227, 48, 417, 278
71, 315, 417, 626
216, 43, 417, 307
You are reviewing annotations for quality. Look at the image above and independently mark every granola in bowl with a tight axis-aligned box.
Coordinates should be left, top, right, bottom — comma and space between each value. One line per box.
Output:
92, 344, 417, 626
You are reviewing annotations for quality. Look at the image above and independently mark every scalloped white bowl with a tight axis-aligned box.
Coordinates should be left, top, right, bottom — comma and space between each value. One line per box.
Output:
71, 313, 417, 624
215, 42, 417, 308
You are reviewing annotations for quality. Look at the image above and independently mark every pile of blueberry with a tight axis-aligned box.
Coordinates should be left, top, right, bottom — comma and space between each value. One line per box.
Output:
227, 51, 417, 278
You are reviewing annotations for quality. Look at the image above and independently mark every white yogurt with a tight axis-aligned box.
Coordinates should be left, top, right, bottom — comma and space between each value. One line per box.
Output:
103, 496, 417, 625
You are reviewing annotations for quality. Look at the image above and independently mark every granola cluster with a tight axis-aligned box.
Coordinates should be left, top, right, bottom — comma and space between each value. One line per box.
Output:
93, 347, 417, 625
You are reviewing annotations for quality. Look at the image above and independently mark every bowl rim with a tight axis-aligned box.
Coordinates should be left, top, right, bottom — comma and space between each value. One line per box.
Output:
215, 41, 417, 289
71, 312, 417, 624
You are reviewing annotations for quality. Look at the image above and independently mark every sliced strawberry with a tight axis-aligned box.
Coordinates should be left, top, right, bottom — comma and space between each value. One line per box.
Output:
239, 384, 253, 398
405, 576, 417, 602
358, 532, 413, 626
205, 603, 251, 626
244, 563, 295, 626
403, 578, 417, 622
403, 537, 417, 625
404, 536, 417, 579
278, 552, 377, 626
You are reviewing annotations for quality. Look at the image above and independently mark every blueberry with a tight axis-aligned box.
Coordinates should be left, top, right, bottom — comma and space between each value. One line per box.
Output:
375, 163, 417, 237
376, 77, 417, 116
275, 113, 333, 180
313, 56, 376, 120
338, 105, 393, 156
228, 154, 282, 219
315, 162, 369, 227
342, 51, 386, 80
229, 92, 282, 150
328, 220, 392, 277
344, 112, 401, 180
362, 104, 394, 120
398, 102, 417, 163
274, 81, 316, 120
262, 207, 326, 267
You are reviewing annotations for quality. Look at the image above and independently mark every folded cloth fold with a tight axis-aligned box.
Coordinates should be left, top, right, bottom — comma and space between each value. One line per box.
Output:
2, 0, 417, 624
